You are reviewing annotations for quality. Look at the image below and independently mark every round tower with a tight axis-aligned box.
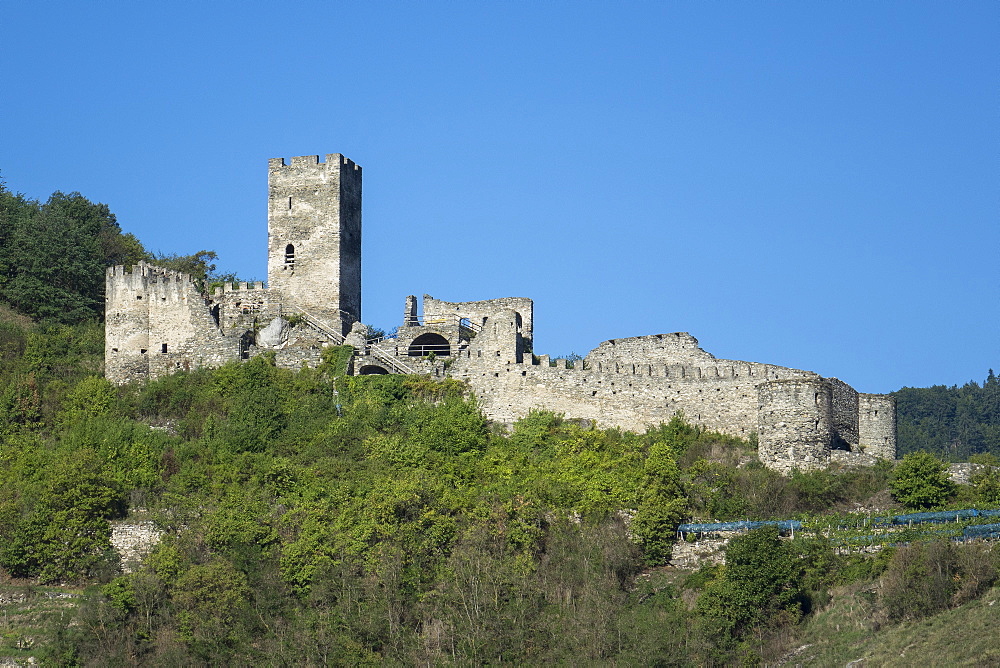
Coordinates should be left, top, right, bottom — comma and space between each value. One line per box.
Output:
757, 378, 833, 474
859, 393, 897, 461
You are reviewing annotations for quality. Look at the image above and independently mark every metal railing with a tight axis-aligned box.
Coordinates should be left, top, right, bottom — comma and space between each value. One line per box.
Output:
284, 306, 346, 344
283, 306, 416, 375
405, 344, 452, 358
403, 314, 483, 334
367, 342, 416, 374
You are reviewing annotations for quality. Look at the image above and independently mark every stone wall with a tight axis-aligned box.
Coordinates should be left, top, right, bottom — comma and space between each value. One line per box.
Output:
451, 318, 812, 439
106, 262, 239, 384
587, 332, 716, 367
830, 449, 884, 468
450, 309, 896, 473
947, 463, 988, 485
757, 379, 833, 473
110, 520, 163, 574
422, 294, 534, 346
212, 281, 280, 335
105, 263, 153, 384
829, 377, 860, 448
670, 537, 729, 569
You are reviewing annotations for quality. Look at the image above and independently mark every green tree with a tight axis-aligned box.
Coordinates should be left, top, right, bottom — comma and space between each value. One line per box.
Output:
971, 465, 1000, 503
0, 449, 124, 582
173, 558, 253, 655
696, 526, 803, 659
150, 249, 216, 280
889, 451, 956, 509
630, 440, 687, 565
3, 191, 148, 322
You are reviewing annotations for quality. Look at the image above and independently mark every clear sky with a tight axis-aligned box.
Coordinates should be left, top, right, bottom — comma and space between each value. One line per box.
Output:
2, 2, 996, 394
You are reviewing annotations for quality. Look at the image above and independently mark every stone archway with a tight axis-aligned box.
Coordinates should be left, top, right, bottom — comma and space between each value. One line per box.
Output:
407, 333, 451, 357
358, 364, 390, 375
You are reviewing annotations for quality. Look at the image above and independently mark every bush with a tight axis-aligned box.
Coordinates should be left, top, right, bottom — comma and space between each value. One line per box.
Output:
876, 540, 998, 622
696, 526, 803, 652
889, 452, 956, 509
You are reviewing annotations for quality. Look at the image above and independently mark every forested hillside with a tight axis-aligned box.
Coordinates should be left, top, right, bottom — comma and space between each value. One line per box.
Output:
894, 372, 1000, 461
0, 331, 997, 665
2, 176, 1000, 664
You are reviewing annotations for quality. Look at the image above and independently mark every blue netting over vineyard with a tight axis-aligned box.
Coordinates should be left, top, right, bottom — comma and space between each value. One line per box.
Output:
891, 509, 1000, 525
678, 508, 1000, 538
963, 523, 1000, 539
677, 520, 802, 534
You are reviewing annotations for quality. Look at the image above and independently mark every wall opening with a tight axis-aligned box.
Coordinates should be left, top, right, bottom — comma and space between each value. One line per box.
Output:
407, 333, 450, 357
161, 343, 168, 354
284, 244, 295, 268
359, 365, 389, 375
239, 331, 254, 360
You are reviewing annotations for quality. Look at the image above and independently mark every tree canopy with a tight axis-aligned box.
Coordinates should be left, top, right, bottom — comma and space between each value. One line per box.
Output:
894, 371, 1000, 461
0, 184, 146, 323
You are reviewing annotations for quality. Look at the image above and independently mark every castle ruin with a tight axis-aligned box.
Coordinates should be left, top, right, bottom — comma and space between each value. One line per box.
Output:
105, 154, 896, 474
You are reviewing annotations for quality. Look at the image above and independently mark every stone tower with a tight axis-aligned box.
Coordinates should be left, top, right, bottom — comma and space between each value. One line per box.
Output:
757, 378, 834, 474
267, 154, 362, 334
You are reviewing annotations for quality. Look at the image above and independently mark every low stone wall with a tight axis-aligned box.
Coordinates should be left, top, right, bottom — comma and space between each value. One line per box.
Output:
948, 463, 988, 485
669, 538, 729, 570
110, 521, 163, 574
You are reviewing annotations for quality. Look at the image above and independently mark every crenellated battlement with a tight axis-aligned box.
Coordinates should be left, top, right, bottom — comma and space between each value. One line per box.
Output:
446, 306, 894, 470
213, 281, 266, 296
106, 262, 204, 306
268, 154, 361, 172
107, 261, 196, 285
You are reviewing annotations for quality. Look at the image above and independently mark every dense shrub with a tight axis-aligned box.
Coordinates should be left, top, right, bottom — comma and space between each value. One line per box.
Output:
890, 451, 956, 509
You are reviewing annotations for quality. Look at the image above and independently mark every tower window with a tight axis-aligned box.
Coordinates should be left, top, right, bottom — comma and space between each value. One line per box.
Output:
161, 343, 168, 353
288, 197, 292, 209
285, 244, 295, 267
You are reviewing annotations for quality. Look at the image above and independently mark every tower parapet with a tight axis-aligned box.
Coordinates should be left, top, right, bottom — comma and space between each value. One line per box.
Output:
105, 261, 235, 384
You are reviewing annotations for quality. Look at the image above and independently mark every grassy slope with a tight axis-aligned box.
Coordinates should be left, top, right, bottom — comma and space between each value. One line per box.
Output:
784, 581, 1000, 666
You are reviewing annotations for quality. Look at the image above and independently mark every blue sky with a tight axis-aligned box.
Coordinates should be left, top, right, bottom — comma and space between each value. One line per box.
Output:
2, 2, 996, 394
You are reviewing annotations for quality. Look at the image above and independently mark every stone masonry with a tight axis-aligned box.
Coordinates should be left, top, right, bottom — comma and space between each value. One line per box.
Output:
105, 153, 897, 473
105, 155, 360, 384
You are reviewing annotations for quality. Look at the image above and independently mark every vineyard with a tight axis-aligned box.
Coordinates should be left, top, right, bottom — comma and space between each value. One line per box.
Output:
678, 507, 1000, 552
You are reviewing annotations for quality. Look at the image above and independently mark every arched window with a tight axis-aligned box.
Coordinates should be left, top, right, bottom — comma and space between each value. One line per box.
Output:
407, 333, 451, 357
284, 244, 295, 267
